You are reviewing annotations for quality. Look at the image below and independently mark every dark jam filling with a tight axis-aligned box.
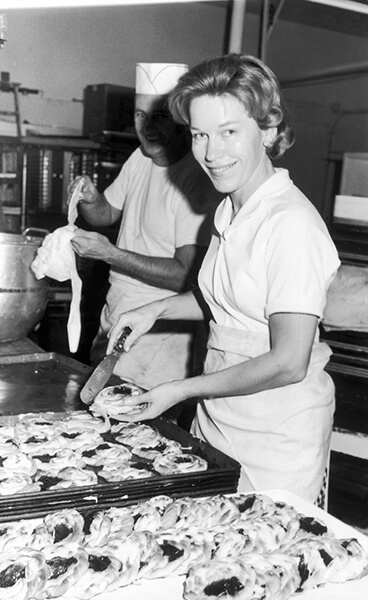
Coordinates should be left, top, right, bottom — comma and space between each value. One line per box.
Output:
204, 576, 244, 597
83, 513, 95, 534
47, 556, 78, 579
133, 513, 142, 525
61, 432, 80, 439
299, 516, 327, 536
318, 548, 333, 566
0, 564, 26, 587
88, 554, 111, 572
155, 442, 167, 451
96, 443, 111, 451
35, 421, 53, 426
0, 528, 7, 537
82, 449, 97, 458
32, 454, 54, 463
297, 556, 310, 591
2, 439, 16, 447
112, 385, 132, 395
160, 541, 185, 562
38, 475, 63, 490
139, 441, 167, 453
131, 461, 152, 471
25, 436, 48, 444
175, 456, 192, 464
341, 538, 356, 556
237, 494, 256, 513
53, 524, 73, 544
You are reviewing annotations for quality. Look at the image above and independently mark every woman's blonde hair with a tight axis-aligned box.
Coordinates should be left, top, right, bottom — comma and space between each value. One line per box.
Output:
168, 53, 294, 160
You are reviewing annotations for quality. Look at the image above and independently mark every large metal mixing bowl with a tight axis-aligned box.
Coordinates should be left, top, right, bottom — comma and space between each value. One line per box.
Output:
0, 231, 49, 342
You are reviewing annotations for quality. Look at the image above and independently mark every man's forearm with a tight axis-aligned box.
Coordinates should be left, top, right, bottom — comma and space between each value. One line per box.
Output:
106, 246, 190, 292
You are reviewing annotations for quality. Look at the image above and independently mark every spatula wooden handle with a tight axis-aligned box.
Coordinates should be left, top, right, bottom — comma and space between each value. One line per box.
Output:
112, 326, 132, 355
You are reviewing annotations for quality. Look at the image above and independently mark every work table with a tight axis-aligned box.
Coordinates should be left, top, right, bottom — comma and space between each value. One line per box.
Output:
0, 337, 90, 415
0, 337, 44, 357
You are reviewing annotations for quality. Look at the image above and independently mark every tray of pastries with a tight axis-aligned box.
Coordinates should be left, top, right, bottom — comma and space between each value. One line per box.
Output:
0, 489, 367, 600
0, 409, 240, 520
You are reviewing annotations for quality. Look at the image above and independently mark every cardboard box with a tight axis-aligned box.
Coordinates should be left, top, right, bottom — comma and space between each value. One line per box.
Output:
82, 83, 135, 136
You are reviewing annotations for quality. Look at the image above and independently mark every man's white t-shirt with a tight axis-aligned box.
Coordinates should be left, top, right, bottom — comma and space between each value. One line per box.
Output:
105, 146, 217, 303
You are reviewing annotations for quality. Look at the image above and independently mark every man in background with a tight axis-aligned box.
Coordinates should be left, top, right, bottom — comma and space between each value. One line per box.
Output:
71, 62, 220, 394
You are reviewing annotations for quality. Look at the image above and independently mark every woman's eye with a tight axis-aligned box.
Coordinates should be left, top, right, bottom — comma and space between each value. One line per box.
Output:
192, 132, 206, 141
135, 112, 146, 120
224, 129, 236, 136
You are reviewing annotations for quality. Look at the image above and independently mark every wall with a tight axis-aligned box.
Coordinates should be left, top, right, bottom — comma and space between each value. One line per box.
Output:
0, 2, 228, 133
1, 2, 368, 215
242, 14, 368, 215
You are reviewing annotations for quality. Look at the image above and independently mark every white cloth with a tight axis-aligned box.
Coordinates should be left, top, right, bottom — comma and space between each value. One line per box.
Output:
92, 148, 219, 389
31, 181, 83, 353
192, 169, 340, 503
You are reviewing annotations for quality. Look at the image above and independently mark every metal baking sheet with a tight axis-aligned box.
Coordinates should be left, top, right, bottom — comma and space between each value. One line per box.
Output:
0, 410, 240, 521
0, 352, 240, 518
0, 352, 91, 415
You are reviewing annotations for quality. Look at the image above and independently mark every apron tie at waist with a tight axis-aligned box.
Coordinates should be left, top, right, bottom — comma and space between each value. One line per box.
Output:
207, 320, 332, 370
208, 320, 270, 357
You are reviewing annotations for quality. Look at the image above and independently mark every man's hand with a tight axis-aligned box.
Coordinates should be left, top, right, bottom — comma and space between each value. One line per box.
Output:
68, 175, 99, 205
71, 229, 113, 260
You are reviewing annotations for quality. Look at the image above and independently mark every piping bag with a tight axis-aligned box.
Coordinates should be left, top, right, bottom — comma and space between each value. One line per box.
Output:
31, 180, 84, 353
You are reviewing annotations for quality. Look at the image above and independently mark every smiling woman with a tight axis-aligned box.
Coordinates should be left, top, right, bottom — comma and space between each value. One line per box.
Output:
106, 53, 341, 506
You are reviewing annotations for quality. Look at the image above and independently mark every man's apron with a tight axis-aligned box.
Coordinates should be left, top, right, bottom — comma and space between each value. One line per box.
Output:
91, 280, 195, 390
191, 321, 335, 503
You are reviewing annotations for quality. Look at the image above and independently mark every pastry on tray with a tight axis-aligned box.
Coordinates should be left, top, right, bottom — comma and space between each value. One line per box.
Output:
0, 410, 209, 497
90, 382, 147, 419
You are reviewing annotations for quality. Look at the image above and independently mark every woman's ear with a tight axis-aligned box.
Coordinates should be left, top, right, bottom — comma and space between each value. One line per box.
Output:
262, 126, 277, 148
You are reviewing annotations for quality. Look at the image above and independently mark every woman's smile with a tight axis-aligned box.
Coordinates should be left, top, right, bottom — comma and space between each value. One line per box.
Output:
208, 161, 238, 177
189, 94, 275, 203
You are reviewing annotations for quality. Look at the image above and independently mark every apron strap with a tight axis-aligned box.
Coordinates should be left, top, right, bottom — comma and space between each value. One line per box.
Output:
208, 320, 270, 358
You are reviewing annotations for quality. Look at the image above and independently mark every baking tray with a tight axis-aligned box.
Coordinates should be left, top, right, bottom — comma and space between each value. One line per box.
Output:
0, 352, 240, 518
0, 418, 241, 524
0, 413, 240, 521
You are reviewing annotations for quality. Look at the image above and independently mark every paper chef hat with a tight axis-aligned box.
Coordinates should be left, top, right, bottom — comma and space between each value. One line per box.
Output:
135, 63, 188, 95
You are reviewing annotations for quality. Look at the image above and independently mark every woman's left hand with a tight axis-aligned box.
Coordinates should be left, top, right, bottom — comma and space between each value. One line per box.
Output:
115, 381, 187, 422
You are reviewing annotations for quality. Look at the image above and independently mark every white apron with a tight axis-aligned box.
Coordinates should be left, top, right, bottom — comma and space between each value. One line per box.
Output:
91, 280, 195, 390
191, 321, 335, 503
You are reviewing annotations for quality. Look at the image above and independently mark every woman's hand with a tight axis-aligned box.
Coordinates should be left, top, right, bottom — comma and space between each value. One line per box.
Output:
112, 380, 188, 422
107, 301, 164, 354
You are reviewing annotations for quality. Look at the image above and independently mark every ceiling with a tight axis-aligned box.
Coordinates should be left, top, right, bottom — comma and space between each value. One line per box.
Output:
210, 0, 368, 38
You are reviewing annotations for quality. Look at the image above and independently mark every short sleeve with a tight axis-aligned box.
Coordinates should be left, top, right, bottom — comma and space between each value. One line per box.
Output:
265, 204, 340, 319
104, 148, 143, 211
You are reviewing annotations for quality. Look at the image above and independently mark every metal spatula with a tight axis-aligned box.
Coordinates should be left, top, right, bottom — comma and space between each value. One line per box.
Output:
80, 326, 132, 406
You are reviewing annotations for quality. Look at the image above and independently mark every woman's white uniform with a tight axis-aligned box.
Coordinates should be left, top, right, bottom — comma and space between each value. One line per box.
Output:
192, 169, 340, 503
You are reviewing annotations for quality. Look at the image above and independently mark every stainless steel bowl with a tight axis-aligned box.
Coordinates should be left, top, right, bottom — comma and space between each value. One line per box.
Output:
0, 231, 49, 342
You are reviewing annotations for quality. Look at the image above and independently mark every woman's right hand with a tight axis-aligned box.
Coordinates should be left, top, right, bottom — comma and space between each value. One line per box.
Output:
107, 302, 163, 354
